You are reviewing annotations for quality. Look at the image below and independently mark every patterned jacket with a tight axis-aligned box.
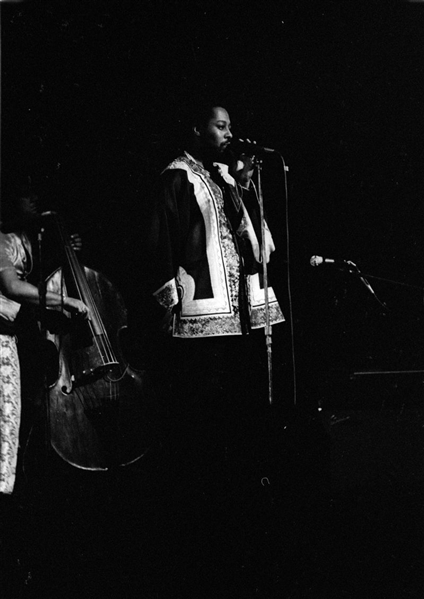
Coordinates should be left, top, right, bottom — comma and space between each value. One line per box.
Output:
150, 152, 284, 338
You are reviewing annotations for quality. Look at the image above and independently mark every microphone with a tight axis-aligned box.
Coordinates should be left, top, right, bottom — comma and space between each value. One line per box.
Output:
310, 255, 351, 267
234, 138, 276, 155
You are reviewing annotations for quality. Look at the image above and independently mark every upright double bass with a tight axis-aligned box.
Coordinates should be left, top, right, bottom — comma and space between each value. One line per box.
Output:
42, 212, 157, 470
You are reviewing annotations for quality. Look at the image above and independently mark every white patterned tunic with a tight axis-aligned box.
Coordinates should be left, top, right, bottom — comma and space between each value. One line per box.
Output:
151, 153, 284, 338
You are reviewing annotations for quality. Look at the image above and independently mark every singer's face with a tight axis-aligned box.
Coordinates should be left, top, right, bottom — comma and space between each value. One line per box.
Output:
199, 107, 233, 155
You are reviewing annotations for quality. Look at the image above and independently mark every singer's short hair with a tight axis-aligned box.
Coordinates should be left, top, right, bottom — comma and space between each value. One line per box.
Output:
174, 94, 233, 149
182, 93, 231, 130
191, 103, 226, 130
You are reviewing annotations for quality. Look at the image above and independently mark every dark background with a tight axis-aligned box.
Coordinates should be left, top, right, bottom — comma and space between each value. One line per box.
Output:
2, 0, 424, 408
1, 2, 424, 598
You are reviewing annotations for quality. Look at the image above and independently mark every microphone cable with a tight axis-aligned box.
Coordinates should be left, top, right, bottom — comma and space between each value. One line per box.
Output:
278, 153, 298, 407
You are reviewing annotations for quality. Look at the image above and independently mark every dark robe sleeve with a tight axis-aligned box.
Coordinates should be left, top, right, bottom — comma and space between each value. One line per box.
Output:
147, 169, 192, 305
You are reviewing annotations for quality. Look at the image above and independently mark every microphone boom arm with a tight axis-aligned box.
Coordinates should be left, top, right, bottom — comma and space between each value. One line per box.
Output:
348, 262, 388, 311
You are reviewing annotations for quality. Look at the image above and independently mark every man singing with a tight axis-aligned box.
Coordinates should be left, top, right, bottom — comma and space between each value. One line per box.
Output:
147, 102, 284, 492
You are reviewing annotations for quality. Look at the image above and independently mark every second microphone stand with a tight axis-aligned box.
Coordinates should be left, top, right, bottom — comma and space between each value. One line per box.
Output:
330, 260, 424, 376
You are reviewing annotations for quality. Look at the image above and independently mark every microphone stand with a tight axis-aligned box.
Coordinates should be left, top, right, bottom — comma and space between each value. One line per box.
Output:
342, 261, 424, 310
36, 223, 52, 461
344, 260, 388, 312
347, 269, 424, 292
37, 225, 47, 334
333, 261, 424, 376
256, 159, 273, 405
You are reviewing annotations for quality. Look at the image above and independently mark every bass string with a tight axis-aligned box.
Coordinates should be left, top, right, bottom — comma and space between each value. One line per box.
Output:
63, 247, 117, 364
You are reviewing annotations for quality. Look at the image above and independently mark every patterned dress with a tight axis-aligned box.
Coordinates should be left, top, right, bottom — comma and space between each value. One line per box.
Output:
0, 231, 31, 494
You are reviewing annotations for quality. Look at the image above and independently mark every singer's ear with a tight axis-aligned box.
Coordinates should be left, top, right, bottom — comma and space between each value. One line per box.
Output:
193, 126, 201, 137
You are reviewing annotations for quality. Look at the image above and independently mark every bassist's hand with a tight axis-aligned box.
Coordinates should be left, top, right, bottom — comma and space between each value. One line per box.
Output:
64, 297, 91, 319
70, 233, 83, 252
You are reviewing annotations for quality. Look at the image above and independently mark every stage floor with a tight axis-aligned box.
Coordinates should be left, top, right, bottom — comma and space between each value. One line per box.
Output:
1, 402, 424, 599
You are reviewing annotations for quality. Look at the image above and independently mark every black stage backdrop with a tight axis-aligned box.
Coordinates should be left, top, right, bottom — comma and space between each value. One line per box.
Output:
2, 0, 424, 409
